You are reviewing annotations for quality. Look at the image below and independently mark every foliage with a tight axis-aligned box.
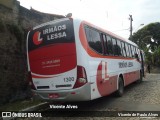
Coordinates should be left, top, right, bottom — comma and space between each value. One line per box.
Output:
152, 46, 160, 66
132, 22, 160, 65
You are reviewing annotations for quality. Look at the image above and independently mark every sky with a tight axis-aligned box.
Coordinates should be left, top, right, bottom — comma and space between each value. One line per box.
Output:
18, 0, 160, 39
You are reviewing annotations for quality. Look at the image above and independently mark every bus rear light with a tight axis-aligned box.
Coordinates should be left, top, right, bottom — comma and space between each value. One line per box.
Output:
78, 78, 87, 83
28, 72, 36, 90
73, 66, 87, 88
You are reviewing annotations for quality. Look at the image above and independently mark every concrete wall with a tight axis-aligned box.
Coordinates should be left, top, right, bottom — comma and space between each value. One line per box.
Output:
19, 7, 64, 29
0, 0, 64, 28
0, 0, 64, 104
0, 0, 19, 9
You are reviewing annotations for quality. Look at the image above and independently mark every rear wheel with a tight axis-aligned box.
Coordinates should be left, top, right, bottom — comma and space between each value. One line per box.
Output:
115, 77, 124, 97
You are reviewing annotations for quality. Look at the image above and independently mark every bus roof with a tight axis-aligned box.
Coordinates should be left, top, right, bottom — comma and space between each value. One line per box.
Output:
33, 18, 70, 30
31, 17, 138, 47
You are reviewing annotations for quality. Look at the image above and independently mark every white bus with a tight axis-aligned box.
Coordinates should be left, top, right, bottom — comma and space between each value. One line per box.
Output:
27, 17, 144, 101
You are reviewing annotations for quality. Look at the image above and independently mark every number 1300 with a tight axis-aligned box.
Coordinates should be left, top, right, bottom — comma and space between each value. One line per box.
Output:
64, 77, 74, 82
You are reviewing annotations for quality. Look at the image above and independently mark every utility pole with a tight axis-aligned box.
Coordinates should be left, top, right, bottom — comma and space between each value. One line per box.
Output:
129, 14, 133, 40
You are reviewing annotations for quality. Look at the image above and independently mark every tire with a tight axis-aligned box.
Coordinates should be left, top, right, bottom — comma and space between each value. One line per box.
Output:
115, 77, 124, 97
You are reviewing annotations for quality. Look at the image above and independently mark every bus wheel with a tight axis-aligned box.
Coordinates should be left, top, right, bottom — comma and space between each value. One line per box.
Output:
115, 77, 124, 97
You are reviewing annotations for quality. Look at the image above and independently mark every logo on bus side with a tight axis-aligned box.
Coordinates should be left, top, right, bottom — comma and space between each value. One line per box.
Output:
33, 31, 43, 45
96, 61, 110, 96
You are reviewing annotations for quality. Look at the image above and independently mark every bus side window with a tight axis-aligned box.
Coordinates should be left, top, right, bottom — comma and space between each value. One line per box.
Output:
130, 45, 134, 58
90, 29, 103, 54
137, 48, 141, 61
117, 40, 122, 56
85, 27, 91, 41
134, 47, 139, 60
135, 53, 139, 61
121, 42, 127, 57
138, 49, 141, 60
125, 43, 130, 57
112, 38, 117, 56
106, 35, 113, 55
135, 47, 138, 57
133, 46, 136, 58
128, 44, 132, 57
102, 34, 109, 55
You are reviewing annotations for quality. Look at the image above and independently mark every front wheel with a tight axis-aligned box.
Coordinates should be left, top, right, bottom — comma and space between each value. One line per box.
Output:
115, 77, 124, 97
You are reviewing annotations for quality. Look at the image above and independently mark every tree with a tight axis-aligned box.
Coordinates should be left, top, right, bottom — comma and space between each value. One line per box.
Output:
131, 22, 160, 66
152, 46, 160, 65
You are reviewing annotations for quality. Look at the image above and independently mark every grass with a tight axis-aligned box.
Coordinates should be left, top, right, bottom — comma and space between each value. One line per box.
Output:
0, 99, 44, 111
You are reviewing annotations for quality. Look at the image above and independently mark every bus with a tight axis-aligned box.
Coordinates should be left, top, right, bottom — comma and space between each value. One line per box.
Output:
26, 17, 144, 101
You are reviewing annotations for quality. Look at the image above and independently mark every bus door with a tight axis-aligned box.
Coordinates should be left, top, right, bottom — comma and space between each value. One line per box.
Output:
140, 50, 145, 77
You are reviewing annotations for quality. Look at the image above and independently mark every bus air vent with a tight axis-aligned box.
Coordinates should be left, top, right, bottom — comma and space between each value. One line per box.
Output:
56, 84, 72, 88
37, 86, 49, 89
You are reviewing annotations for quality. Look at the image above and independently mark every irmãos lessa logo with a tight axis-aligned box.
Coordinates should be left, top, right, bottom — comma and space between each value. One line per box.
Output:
43, 24, 67, 41
33, 31, 43, 45
32, 24, 67, 45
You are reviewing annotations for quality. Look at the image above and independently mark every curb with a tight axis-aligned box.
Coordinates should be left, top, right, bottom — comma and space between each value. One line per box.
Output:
21, 102, 49, 111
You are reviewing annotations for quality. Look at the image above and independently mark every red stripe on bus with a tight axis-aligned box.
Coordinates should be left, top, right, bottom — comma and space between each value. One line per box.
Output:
124, 70, 140, 86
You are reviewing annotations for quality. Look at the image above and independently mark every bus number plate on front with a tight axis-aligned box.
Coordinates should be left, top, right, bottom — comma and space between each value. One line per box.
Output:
64, 77, 74, 82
